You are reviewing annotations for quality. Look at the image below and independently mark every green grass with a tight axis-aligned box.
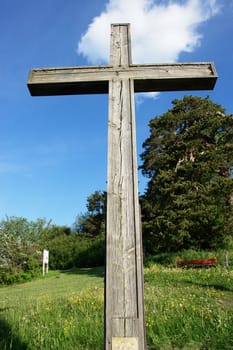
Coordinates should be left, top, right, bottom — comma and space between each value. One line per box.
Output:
0, 264, 232, 349
145, 265, 233, 349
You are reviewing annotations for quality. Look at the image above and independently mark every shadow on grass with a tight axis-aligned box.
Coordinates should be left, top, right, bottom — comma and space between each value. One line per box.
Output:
0, 318, 28, 350
183, 279, 233, 293
60, 266, 105, 279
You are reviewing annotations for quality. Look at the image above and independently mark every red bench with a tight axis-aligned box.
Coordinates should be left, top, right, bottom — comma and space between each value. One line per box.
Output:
176, 257, 217, 268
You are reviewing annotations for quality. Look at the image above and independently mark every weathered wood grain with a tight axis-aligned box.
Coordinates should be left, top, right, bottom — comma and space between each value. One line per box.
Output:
105, 24, 146, 350
28, 62, 217, 95
27, 23, 218, 350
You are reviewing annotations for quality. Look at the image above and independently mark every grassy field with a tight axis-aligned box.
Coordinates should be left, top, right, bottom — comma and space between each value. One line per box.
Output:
0, 264, 232, 349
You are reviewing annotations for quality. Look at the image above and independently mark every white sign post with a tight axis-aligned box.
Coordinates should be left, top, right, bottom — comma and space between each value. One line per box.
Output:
42, 249, 49, 276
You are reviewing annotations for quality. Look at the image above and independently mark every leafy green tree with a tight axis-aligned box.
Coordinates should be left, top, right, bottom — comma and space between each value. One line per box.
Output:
37, 219, 105, 270
140, 96, 233, 253
0, 217, 47, 281
39, 223, 71, 244
38, 224, 74, 269
0, 213, 106, 281
74, 191, 106, 236
40, 225, 105, 269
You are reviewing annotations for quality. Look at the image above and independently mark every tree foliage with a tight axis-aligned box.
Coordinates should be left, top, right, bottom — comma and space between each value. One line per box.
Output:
74, 190, 106, 236
0, 214, 105, 284
140, 96, 233, 253
38, 222, 105, 270
0, 217, 48, 283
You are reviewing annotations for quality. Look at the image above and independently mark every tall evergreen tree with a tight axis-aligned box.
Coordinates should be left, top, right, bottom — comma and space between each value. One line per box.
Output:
140, 96, 233, 253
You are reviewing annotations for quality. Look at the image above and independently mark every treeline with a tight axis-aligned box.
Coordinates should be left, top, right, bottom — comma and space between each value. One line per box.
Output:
0, 96, 232, 284
0, 190, 107, 285
0, 215, 105, 285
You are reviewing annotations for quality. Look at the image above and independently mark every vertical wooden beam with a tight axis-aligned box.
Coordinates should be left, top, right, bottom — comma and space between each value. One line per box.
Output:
27, 23, 217, 350
105, 24, 146, 350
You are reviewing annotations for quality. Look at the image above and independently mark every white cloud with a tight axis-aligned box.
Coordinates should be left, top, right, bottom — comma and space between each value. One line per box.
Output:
77, 0, 219, 65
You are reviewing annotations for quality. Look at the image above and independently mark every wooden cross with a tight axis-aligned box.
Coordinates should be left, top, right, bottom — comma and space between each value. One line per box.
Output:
28, 23, 217, 350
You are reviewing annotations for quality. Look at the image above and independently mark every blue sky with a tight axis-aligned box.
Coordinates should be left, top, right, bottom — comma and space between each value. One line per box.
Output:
0, 0, 232, 227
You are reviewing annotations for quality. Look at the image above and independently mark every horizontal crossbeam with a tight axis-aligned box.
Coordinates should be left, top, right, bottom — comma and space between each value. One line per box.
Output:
28, 62, 217, 96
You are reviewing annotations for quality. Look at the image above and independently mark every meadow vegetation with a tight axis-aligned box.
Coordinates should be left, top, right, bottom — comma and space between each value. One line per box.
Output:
0, 253, 232, 350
